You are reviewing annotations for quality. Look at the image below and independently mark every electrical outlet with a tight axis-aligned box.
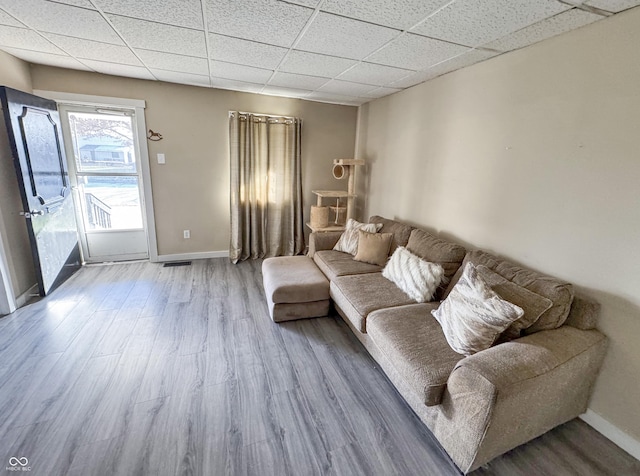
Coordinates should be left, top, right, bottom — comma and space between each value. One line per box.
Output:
157, 153, 165, 164
183, 230, 190, 239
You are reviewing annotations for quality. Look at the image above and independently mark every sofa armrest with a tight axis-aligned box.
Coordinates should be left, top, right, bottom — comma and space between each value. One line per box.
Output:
308, 231, 343, 257
456, 326, 606, 387
438, 326, 607, 472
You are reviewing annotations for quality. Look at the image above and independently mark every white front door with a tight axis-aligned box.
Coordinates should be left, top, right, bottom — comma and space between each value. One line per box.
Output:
59, 105, 149, 262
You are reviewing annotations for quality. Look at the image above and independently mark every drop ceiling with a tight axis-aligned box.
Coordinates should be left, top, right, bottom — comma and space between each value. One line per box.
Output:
0, 0, 637, 106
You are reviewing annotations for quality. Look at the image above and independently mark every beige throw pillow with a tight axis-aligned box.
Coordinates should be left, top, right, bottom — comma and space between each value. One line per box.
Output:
431, 262, 524, 356
476, 265, 553, 340
382, 246, 444, 303
333, 218, 382, 255
354, 230, 392, 266
441, 250, 573, 334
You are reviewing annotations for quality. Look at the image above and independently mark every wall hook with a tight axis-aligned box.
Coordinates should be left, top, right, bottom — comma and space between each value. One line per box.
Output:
148, 129, 163, 141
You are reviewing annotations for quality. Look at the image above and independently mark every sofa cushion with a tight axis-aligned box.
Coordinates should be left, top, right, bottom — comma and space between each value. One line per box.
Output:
432, 262, 524, 356
477, 265, 553, 340
354, 230, 392, 266
331, 273, 416, 333
406, 228, 466, 299
564, 293, 600, 330
314, 250, 382, 281
308, 231, 343, 257
382, 246, 444, 303
369, 216, 413, 253
367, 303, 463, 406
443, 250, 574, 334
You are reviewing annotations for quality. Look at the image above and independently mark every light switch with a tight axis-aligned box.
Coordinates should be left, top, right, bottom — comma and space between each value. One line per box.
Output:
157, 153, 165, 164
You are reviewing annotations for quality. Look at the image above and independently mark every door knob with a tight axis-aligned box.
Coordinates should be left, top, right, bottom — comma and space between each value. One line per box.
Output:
19, 210, 44, 218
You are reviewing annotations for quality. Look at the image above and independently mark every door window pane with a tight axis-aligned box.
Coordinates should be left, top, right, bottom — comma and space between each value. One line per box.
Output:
20, 108, 67, 204
68, 112, 137, 173
79, 176, 143, 230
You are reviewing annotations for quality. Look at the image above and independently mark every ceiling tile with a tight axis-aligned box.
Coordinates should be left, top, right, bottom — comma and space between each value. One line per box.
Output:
151, 69, 211, 87
585, 0, 640, 12
423, 48, 498, 75
411, 0, 571, 47
321, 0, 451, 30
0, 46, 91, 70
52, 0, 96, 8
44, 33, 141, 65
285, 0, 321, 8
261, 85, 312, 99
388, 69, 440, 89
94, 0, 204, 29
0, 26, 64, 54
268, 71, 329, 89
108, 14, 207, 57
367, 32, 469, 70
208, 33, 288, 70
337, 62, 414, 86
80, 59, 155, 80
485, 9, 603, 52
296, 12, 399, 60
209, 77, 264, 93
210, 60, 273, 83
0, 0, 123, 44
317, 79, 378, 96
0, 9, 24, 27
363, 86, 402, 98
388, 48, 499, 88
205, 0, 313, 48
280, 50, 356, 77
136, 49, 208, 75
306, 91, 366, 105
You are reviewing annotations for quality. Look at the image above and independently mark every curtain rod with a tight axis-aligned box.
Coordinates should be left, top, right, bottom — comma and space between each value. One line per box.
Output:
229, 111, 299, 121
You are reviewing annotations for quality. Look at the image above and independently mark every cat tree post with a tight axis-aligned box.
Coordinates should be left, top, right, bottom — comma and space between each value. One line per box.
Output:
332, 158, 364, 221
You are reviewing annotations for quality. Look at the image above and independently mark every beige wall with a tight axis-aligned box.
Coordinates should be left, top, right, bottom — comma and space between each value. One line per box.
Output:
30, 66, 358, 256
0, 50, 36, 297
357, 9, 640, 441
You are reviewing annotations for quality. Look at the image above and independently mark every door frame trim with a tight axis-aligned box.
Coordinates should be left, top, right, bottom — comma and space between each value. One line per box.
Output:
34, 90, 159, 262
0, 206, 17, 315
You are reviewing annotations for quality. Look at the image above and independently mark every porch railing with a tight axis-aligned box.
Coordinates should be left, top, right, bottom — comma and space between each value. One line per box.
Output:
85, 193, 111, 229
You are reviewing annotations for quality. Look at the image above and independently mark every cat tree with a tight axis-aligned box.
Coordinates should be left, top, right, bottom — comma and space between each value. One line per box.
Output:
308, 158, 364, 232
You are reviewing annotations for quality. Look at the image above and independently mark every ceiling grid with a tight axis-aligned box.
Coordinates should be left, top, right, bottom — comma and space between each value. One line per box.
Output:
0, 0, 636, 105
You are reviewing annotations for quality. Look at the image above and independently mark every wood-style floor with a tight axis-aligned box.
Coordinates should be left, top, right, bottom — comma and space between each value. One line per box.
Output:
0, 259, 638, 476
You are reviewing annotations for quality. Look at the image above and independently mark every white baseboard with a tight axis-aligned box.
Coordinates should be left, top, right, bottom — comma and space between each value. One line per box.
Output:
580, 409, 640, 461
156, 251, 229, 262
16, 284, 38, 308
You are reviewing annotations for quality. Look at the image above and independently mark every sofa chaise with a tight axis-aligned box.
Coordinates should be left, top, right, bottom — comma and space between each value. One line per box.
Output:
308, 216, 607, 473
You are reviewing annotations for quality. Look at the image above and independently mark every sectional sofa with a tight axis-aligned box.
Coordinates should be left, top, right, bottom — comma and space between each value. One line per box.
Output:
308, 216, 607, 473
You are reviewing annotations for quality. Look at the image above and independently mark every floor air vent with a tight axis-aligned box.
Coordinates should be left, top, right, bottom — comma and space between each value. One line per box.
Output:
163, 261, 192, 267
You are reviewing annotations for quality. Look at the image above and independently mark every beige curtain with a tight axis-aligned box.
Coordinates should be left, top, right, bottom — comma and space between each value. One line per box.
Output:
229, 112, 304, 263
